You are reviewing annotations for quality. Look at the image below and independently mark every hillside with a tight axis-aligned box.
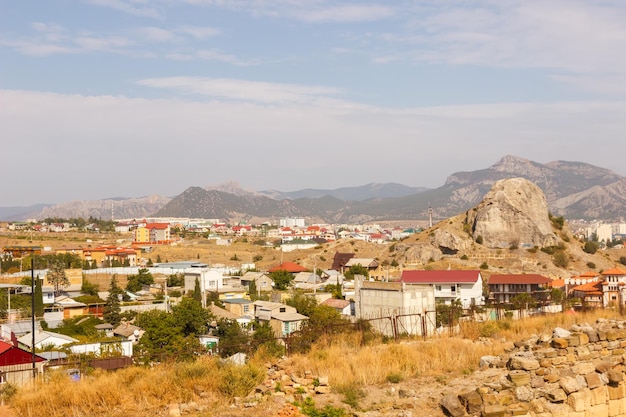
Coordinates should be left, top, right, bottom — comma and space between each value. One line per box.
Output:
5, 155, 625, 222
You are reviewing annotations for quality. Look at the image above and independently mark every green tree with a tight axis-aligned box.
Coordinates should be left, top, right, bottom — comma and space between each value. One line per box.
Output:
583, 241, 599, 254
135, 310, 187, 361
510, 293, 537, 311
435, 300, 463, 328
104, 275, 123, 326
192, 277, 202, 303
34, 276, 44, 317
252, 321, 284, 357
47, 260, 70, 296
126, 268, 154, 293
81, 276, 99, 296
215, 319, 250, 358
344, 264, 369, 280
171, 297, 210, 337
248, 279, 259, 301
270, 270, 294, 290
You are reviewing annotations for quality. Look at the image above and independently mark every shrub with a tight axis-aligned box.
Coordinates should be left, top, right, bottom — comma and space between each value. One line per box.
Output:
553, 251, 569, 268
217, 363, 264, 397
475, 235, 483, 244
460, 254, 468, 260
586, 262, 596, 269
386, 373, 403, 384
620, 256, 626, 266
583, 241, 599, 254
479, 262, 489, 270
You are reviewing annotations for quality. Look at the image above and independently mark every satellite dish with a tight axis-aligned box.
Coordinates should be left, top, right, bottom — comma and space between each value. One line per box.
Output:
133, 329, 140, 337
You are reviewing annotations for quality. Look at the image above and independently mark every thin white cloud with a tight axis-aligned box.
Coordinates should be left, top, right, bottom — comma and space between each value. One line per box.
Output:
293, 5, 394, 23
2, 89, 625, 205
177, 26, 220, 39
196, 49, 260, 66
136, 77, 343, 104
135, 27, 180, 42
84, 0, 164, 19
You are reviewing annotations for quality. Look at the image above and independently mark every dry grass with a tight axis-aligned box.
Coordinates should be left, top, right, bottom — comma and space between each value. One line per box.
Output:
10, 357, 264, 417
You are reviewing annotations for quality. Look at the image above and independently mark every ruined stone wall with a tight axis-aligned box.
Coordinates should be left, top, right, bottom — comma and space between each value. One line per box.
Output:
442, 318, 626, 417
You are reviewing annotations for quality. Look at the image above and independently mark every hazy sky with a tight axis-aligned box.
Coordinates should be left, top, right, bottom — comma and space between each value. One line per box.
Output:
2, 0, 626, 206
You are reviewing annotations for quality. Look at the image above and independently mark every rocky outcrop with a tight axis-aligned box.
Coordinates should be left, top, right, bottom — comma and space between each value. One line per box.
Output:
442, 318, 626, 417
466, 178, 558, 249
430, 229, 470, 254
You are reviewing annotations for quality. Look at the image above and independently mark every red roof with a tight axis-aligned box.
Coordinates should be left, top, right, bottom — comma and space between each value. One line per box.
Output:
268, 262, 308, 273
321, 298, 351, 309
401, 270, 481, 284
146, 223, 169, 230
571, 281, 603, 295
0, 341, 46, 366
602, 268, 626, 276
488, 274, 551, 285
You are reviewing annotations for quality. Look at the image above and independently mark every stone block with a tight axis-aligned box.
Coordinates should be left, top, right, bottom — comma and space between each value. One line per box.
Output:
509, 356, 540, 371
568, 389, 591, 412
552, 338, 568, 349
440, 394, 465, 417
546, 388, 567, 403
609, 398, 624, 416
560, 376, 582, 394
568, 335, 581, 347
579, 332, 590, 345
482, 405, 506, 417
608, 370, 624, 385
459, 390, 483, 414
608, 383, 626, 400
590, 385, 608, 406
585, 372, 604, 390
508, 371, 531, 386
572, 361, 595, 375
588, 403, 609, 417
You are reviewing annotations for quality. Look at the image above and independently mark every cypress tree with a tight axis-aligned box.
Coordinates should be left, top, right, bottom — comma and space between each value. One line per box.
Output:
34, 275, 44, 317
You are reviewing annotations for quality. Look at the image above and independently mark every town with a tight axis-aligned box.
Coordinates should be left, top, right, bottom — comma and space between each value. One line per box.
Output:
1, 213, 626, 400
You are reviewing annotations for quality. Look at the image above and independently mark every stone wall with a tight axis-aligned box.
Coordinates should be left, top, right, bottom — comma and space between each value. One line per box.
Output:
442, 318, 626, 417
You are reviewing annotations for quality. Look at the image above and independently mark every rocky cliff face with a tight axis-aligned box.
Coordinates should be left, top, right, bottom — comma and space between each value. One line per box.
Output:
466, 178, 558, 249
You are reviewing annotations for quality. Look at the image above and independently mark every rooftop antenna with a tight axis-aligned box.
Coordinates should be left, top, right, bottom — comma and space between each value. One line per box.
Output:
428, 203, 433, 228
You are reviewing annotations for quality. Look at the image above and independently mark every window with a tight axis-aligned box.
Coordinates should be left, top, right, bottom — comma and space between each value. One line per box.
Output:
279, 307, 286, 313
451, 285, 456, 293
243, 305, 249, 313
435, 285, 442, 291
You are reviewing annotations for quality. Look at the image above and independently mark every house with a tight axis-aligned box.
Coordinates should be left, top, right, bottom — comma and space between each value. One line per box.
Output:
252, 301, 308, 338
354, 278, 436, 338
401, 270, 484, 308
54, 296, 89, 319
135, 223, 171, 244
0, 340, 46, 386
344, 258, 379, 271
221, 298, 254, 318
570, 281, 604, 308
600, 268, 626, 307
320, 298, 353, 316
240, 271, 273, 293
487, 274, 552, 305
183, 268, 223, 296
292, 272, 323, 289
113, 323, 144, 343
268, 262, 308, 273
18, 330, 78, 350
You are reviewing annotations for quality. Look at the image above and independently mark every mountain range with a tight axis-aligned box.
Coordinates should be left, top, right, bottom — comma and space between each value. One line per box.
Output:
2, 155, 624, 223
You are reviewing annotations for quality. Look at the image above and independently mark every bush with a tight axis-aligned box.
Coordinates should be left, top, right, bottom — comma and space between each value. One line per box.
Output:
553, 251, 569, 268
475, 235, 483, 245
586, 262, 596, 269
217, 363, 264, 397
460, 254, 468, 260
583, 241, 599, 254
620, 257, 626, 266
479, 262, 489, 270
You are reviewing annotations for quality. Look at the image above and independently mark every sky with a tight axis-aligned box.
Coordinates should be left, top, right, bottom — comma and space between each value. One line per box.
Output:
1, 0, 626, 207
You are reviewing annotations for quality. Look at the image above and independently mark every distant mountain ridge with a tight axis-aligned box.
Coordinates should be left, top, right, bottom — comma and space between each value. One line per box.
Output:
4, 156, 624, 222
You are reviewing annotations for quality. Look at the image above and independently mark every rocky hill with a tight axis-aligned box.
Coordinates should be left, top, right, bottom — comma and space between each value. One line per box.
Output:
7, 155, 625, 222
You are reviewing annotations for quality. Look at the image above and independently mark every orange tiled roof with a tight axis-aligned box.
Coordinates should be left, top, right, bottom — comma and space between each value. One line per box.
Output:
602, 268, 626, 276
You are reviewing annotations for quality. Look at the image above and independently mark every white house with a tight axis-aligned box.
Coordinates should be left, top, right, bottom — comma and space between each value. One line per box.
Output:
400, 270, 485, 309
18, 330, 78, 350
184, 268, 224, 304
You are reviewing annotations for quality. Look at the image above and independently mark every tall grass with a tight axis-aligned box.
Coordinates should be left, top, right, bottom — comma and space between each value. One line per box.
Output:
10, 357, 264, 417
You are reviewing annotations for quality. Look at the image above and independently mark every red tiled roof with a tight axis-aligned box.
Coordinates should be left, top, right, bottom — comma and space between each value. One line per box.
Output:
268, 262, 308, 273
401, 270, 481, 284
550, 278, 565, 288
602, 268, 626, 276
146, 223, 169, 230
571, 281, 603, 295
488, 274, 551, 285
579, 271, 600, 278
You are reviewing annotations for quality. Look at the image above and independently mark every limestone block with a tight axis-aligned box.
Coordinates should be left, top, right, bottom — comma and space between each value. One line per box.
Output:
567, 389, 591, 412
588, 403, 609, 417
585, 372, 604, 390
508, 371, 531, 387
578, 332, 590, 345
482, 404, 506, 417
572, 361, 595, 375
608, 370, 624, 386
546, 388, 567, 403
590, 385, 609, 406
459, 390, 483, 414
509, 356, 540, 371
559, 376, 582, 394
575, 346, 592, 361
552, 338, 568, 349
515, 385, 534, 402
568, 335, 581, 347
440, 394, 465, 417
608, 383, 626, 400
608, 398, 625, 416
